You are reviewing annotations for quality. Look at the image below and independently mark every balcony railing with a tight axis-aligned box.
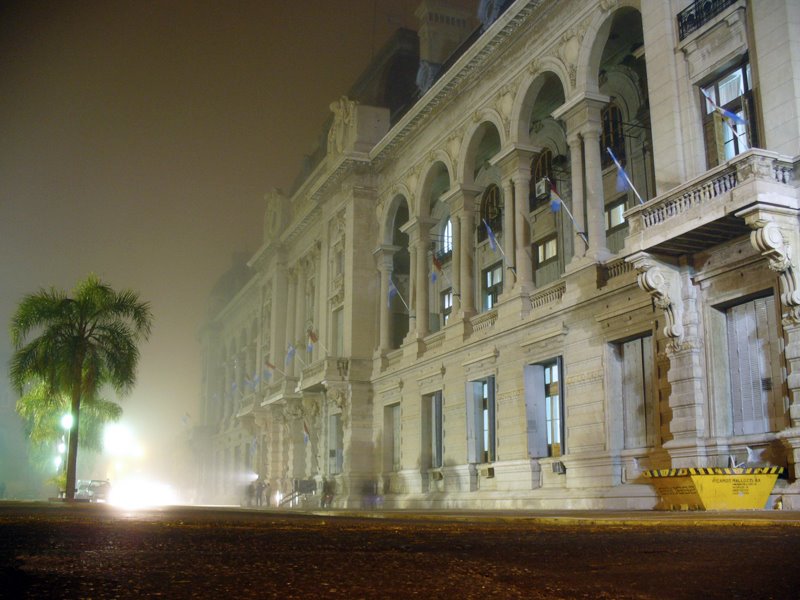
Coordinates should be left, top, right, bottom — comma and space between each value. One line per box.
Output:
677, 0, 738, 41
625, 149, 797, 256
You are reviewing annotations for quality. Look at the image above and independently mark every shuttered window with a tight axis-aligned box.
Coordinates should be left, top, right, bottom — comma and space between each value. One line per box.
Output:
328, 413, 343, 474
466, 377, 496, 463
619, 336, 655, 449
726, 296, 782, 435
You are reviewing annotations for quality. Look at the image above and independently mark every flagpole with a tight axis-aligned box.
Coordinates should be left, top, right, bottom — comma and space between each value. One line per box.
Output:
606, 148, 644, 205
546, 178, 589, 248
388, 276, 410, 312
482, 219, 517, 277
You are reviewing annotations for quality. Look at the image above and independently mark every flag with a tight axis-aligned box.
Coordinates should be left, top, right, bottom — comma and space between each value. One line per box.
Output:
606, 148, 644, 205
285, 344, 296, 364
387, 277, 399, 308
549, 180, 563, 213
307, 342, 314, 354
181, 412, 191, 426
307, 328, 319, 344
262, 368, 272, 381
482, 219, 498, 252
702, 89, 746, 128
431, 254, 443, 283
303, 421, 310, 446
244, 374, 253, 390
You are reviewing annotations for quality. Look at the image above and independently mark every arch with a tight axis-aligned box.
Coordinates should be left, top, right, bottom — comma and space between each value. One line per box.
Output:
458, 114, 506, 185
578, 2, 644, 94
511, 65, 570, 144
379, 190, 412, 245
417, 159, 452, 219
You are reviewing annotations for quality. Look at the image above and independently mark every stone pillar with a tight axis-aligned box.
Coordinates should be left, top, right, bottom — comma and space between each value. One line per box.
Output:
373, 246, 397, 353
284, 269, 297, 378
294, 263, 307, 368
566, 133, 586, 262
452, 213, 462, 315
553, 93, 610, 265
270, 264, 287, 372
512, 171, 533, 290
404, 218, 434, 339
628, 252, 708, 466
581, 120, 611, 262
501, 177, 515, 275
459, 192, 477, 317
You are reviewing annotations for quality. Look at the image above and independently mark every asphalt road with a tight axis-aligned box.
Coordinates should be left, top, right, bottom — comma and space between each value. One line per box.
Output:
1, 502, 798, 599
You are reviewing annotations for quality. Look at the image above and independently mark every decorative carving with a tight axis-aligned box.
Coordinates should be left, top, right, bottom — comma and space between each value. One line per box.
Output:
748, 220, 800, 323
628, 252, 684, 347
328, 96, 357, 154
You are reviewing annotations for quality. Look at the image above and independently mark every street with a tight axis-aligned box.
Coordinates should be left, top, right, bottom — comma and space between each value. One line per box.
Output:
0, 503, 798, 599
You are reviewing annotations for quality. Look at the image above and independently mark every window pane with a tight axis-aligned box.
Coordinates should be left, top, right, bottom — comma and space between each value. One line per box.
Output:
718, 69, 744, 106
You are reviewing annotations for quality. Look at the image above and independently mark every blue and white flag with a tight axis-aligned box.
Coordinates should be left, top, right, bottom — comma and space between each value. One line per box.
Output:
482, 219, 499, 252
606, 148, 644, 205
285, 344, 296, 365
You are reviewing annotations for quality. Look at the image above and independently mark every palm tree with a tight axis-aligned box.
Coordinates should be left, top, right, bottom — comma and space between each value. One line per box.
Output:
9, 275, 152, 500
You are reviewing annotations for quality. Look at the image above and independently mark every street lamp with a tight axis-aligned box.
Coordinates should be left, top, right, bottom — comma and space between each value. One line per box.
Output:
61, 413, 74, 431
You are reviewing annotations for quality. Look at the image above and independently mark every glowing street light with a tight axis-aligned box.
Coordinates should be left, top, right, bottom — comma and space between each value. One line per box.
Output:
61, 413, 74, 431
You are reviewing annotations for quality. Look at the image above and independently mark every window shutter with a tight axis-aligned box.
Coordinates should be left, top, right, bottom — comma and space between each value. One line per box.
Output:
703, 113, 722, 169
465, 382, 481, 463
524, 365, 548, 458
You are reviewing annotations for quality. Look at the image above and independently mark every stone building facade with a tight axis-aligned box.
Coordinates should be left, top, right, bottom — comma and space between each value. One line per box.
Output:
194, 0, 800, 510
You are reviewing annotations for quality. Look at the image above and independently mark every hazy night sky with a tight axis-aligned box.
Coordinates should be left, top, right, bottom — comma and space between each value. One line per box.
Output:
1, 0, 476, 486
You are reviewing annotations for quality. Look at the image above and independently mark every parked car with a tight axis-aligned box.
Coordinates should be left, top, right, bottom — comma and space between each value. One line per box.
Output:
74, 479, 111, 503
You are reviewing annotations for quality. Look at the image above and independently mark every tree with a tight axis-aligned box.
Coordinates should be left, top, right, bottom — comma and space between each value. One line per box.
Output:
16, 377, 123, 488
9, 275, 152, 500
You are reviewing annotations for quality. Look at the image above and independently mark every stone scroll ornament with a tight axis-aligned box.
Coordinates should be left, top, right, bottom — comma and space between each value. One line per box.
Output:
750, 221, 800, 322
629, 253, 684, 347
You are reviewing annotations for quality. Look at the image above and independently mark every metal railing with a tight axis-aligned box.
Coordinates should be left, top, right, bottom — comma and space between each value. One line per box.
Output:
677, 0, 737, 40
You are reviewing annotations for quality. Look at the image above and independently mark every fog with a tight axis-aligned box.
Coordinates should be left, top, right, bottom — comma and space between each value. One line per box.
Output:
0, 0, 465, 500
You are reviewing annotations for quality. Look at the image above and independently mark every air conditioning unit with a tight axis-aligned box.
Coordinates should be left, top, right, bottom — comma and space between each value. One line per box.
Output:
534, 177, 549, 200
552, 461, 566, 474
430, 470, 444, 481
479, 466, 495, 478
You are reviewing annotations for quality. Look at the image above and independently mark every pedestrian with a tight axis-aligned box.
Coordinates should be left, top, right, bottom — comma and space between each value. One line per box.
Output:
246, 480, 256, 507
265, 481, 271, 507
256, 478, 266, 507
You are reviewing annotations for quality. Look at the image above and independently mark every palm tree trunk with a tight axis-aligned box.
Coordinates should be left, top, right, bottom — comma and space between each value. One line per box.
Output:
64, 365, 83, 501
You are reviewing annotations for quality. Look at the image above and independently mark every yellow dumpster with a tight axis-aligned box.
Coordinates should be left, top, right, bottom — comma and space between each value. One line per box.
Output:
643, 467, 783, 511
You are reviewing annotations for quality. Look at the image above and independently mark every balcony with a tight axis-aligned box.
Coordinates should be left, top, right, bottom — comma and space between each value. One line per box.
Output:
624, 150, 798, 258
677, 0, 738, 41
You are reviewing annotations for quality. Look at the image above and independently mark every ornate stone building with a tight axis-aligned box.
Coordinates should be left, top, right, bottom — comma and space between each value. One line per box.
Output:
194, 0, 800, 510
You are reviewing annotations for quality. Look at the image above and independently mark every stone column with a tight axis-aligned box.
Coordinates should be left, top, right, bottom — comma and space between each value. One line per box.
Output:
456, 187, 480, 317
512, 170, 533, 290
581, 119, 611, 262
566, 133, 586, 262
553, 93, 609, 265
373, 246, 397, 354
501, 177, 515, 275
284, 268, 297, 378
270, 263, 287, 372
452, 212, 462, 315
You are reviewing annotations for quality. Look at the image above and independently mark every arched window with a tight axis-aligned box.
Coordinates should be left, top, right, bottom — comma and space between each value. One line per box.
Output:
600, 103, 625, 168
478, 184, 502, 242
530, 149, 553, 211
441, 218, 453, 256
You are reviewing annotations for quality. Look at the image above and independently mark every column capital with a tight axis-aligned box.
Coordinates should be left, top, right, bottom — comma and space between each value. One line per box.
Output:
399, 216, 437, 241
441, 183, 483, 214
491, 143, 540, 178
552, 91, 610, 135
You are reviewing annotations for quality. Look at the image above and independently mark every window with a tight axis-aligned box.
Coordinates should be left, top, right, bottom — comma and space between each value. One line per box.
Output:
441, 218, 453, 257
530, 149, 553, 211
524, 358, 564, 458
384, 403, 401, 472
726, 296, 783, 435
422, 391, 444, 470
467, 377, 496, 464
481, 262, 503, 310
477, 184, 502, 242
605, 197, 627, 233
601, 103, 625, 168
611, 335, 656, 449
701, 61, 757, 167
328, 413, 344, 475
441, 288, 453, 326
535, 236, 558, 266
332, 307, 344, 356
